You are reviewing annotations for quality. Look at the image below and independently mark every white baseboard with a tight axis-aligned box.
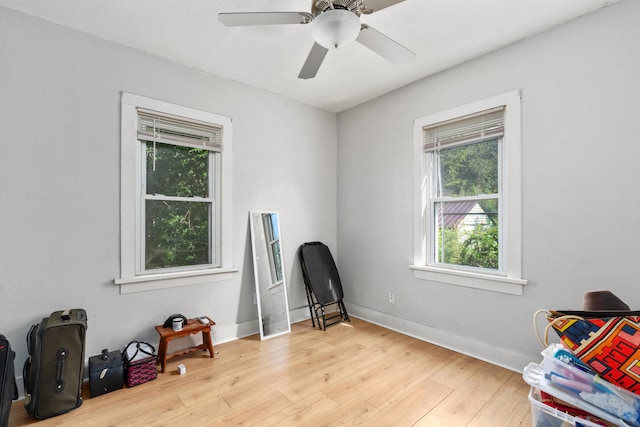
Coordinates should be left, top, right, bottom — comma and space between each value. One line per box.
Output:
289, 306, 312, 324
211, 304, 534, 372
213, 306, 311, 344
345, 302, 533, 373
212, 319, 260, 344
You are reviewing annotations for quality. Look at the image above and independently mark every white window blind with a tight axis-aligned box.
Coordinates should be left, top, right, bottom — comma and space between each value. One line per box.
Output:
137, 108, 223, 152
423, 107, 504, 152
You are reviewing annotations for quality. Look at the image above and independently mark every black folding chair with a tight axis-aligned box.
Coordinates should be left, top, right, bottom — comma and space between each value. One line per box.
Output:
298, 242, 350, 330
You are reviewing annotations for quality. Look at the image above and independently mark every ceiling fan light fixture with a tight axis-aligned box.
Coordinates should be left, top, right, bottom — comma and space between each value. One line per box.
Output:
311, 9, 361, 50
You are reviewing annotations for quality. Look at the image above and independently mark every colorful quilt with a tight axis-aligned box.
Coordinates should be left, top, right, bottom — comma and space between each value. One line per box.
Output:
549, 311, 640, 395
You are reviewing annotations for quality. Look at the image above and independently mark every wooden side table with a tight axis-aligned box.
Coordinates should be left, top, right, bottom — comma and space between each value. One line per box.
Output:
154, 317, 215, 373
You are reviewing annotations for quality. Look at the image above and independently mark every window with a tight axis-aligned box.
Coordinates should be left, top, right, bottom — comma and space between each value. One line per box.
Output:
411, 90, 526, 295
427, 109, 502, 270
117, 93, 236, 293
262, 213, 283, 286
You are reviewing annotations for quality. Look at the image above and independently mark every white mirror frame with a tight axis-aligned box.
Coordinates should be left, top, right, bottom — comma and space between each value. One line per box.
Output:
249, 211, 291, 340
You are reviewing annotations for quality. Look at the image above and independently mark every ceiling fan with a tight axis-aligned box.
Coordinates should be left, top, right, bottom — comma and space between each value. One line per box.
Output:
218, 0, 415, 79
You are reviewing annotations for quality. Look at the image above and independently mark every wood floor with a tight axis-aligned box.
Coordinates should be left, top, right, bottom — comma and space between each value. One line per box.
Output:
8, 317, 532, 426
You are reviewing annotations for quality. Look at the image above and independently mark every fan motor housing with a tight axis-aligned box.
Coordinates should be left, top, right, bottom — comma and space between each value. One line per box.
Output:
313, 0, 362, 16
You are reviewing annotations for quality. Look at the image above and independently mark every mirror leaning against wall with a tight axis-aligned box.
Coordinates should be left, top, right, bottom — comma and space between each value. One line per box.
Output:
249, 211, 291, 340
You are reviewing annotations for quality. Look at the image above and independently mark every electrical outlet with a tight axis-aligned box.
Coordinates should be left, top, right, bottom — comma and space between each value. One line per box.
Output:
388, 292, 395, 304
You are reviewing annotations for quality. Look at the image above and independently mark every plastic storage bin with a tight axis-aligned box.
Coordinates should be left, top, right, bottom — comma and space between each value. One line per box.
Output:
524, 345, 637, 426
525, 363, 629, 426
542, 344, 640, 426
529, 387, 606, 427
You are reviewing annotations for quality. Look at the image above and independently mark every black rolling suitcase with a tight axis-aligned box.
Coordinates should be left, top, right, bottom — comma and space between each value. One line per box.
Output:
23, 309, 87, 419
1, 334, 18, 427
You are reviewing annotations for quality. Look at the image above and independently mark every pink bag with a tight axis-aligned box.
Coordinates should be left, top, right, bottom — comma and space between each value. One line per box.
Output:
122, 341, 157, 387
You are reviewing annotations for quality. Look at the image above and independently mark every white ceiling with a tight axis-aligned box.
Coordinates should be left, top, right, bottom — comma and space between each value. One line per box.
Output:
0, 0, 618, 112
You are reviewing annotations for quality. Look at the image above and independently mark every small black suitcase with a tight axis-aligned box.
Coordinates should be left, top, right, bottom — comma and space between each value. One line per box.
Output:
89, 349, 123, 397
23, 309, 87, 419
1, 334, 18, 427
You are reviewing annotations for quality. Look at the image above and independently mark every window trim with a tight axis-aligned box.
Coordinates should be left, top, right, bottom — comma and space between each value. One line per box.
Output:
410, 90, 526, 295
116, 93, 236, 294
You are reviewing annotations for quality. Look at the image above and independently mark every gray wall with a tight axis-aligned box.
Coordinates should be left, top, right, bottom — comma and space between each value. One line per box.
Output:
0, 7, 336, 385
337, 0, 640, 370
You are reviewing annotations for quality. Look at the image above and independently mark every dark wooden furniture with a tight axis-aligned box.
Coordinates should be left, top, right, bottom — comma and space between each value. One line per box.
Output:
154, 317, 215, 373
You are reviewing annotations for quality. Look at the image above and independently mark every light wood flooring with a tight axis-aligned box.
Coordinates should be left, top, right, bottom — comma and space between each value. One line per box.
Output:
8, 317, 532, 426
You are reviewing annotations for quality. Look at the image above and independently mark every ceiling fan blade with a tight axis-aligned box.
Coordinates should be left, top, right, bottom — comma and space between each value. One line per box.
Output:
298, 43, 329, 80
356, 24, 415, 64
360, 0, 405, 14
218, 12, 312, 27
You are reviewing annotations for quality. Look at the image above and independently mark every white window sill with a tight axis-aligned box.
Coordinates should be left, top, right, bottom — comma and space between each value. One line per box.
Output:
409, 265, 527, 296
115, 267, 238, 294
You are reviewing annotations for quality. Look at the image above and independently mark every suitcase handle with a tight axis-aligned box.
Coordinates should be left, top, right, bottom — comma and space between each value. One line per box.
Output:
55, 348, 67, 393
123, 341, 156, 363
26, 323, 38, 355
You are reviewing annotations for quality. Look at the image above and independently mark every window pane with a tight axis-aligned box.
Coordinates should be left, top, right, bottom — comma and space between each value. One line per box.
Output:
269, 214, 279, 240
145, 200, 210, 269
437, 139, 498, 197
146, 142, 209, 197
435, 200, 499, 269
